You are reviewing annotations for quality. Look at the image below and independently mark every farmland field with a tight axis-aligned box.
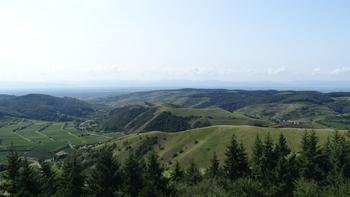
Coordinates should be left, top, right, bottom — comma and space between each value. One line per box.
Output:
0, 118, 122, 162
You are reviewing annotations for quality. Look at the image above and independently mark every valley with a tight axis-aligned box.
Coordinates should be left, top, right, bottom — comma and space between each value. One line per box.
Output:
0, 118, 121, 162
1, 88, 350, 164
1, 88, 350, 196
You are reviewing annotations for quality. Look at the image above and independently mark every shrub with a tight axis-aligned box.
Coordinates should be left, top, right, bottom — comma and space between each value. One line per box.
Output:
293, 179, 320, 197
176, 179, 229, 197
228, 177, 265, 197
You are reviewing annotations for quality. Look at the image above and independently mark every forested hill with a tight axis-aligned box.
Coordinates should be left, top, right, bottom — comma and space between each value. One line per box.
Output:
98, 89, 346, 110
98, 89, 350, 131
0, 94, 94, 121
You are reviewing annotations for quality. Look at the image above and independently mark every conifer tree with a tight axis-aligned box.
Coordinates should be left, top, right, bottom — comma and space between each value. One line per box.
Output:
256, 133, 279, 187
330, 131, 350, 179
327, 165, 345, 186
39, 160, 58, 197
323, 131, 350, 184
251, 135, 264, 179
170, 161, 184, 182
208, 151, 221, 178
274, 153, 299, 195
273, 133, 299, 194
87, 146, 121, 197
123, 152, 144, 197
237, 143, 249, 175
142, 152, 169, 197
318, 137, 333, 184
299, 131, 323, 181
3, 143, 21, 194
262, 133, 276, 171
224, 134, 249, 180
275, 133, 290, 159
186, 160, 202, 185
16, 158, 41, 197
61, 152, 85, 197
301, 130, 309, 151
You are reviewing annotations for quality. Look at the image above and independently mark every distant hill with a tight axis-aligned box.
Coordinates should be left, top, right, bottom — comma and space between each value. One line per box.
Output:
98, 89, 350, 131
102, 104, 208, 133
102, 103, 274, 133
0, 94, 94, 121
98, 89, 334, 109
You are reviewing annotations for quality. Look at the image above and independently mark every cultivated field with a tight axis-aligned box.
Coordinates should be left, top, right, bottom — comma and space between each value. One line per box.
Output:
0, 119, 122, 162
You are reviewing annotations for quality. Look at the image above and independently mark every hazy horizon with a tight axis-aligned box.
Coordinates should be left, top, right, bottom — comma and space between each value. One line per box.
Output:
1, 80, 350, 98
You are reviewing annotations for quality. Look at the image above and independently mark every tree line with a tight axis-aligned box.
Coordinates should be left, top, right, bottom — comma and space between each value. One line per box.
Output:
1, 130, 350, 196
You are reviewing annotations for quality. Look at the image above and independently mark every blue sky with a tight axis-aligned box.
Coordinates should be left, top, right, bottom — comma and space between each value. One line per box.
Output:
1, 0, 350, 82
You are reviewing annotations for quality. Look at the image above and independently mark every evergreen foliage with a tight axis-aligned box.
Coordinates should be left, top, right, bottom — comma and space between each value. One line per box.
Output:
2, 131, 350, 196
170, 161, 184, 182
16, 158, 41, 197
39, 160, 58, 197
141, 152, 171, 196
186, 160, 202, 185
207, 151, 221, 178
61, 152, 85, 197
229, 177, 264, 197
223, 134, 249, 180
122, 152, 144, 197
87, 146, 121, 197
3, 144, 21, 194
299, 130, 324, 181
251, 135, 264, 179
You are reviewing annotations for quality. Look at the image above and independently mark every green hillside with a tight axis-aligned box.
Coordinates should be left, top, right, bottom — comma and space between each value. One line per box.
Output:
102, 104, 273, 133
106, 125, 342, 169
0, 94, 94, 121
2, 89, 350, 164
98, 89, 350, 130
98, 89, 334, 110
0, 118, 121, 162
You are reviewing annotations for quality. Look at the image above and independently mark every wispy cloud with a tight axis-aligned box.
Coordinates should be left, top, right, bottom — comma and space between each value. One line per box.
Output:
267, 67, 286, 76
311, 68, 322, 76
330, 67, 350, 75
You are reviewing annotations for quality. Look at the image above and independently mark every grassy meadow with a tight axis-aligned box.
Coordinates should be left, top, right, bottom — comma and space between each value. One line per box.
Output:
109, 125, 344, 169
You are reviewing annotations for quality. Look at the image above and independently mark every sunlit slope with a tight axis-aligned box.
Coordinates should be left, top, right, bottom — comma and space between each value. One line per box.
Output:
102, 104, 273, 132
109, 125, 339, 169
98, 89, 350, 130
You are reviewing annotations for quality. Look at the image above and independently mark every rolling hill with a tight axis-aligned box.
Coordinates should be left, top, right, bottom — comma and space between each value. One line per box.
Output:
103, 125, 342, 169
97, 89, 335, 109
1, 89, 350, 164
102, 103, 273, 132
98, 89, 350, 130
0, 94, 94, 121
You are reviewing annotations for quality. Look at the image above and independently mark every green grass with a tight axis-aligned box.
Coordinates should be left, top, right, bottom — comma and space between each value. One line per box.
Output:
164, 106, 231, 118
236, 103, 304, 120
161, 106, 274, 127
0, 119, 123, 163
109, 125, 342, 169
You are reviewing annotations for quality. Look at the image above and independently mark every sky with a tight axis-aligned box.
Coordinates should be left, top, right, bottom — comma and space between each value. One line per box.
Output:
1, 0, 350, 84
